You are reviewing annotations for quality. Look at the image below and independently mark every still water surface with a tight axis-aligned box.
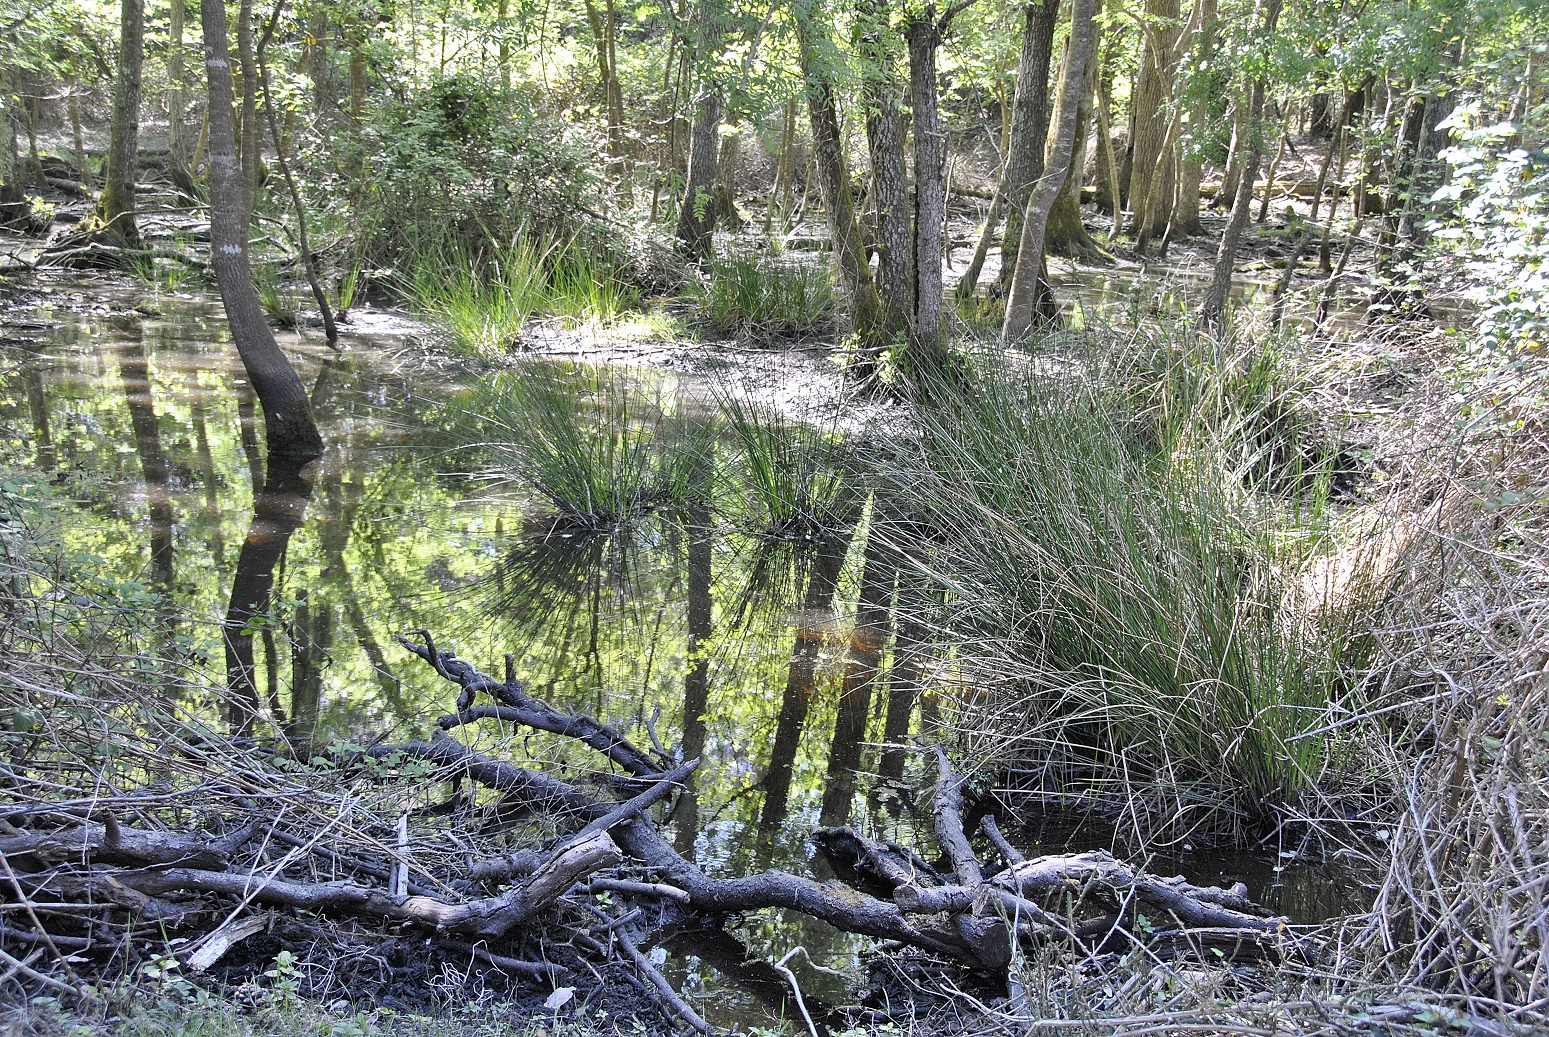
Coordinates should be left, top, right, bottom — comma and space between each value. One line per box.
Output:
0, 275, 1364, 1024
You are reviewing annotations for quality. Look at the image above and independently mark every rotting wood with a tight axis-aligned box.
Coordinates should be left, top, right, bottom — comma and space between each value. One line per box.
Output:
0, 629, 1305, 1013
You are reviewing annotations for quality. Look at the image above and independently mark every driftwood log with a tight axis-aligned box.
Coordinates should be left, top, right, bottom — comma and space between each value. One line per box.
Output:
0, 631, 1307, 1027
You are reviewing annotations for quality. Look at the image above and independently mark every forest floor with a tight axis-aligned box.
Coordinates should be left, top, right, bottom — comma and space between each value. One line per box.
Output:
1, 154, 1532, 1037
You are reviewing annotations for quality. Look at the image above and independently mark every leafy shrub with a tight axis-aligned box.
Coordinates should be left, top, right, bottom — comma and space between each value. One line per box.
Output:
359, 73, 608, 266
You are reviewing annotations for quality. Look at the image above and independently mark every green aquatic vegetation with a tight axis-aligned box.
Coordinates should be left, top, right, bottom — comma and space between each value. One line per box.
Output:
462, 364, 714, 528
691, 251, 837, 341
889, 356, 1370, 840
408, 235, 553, 358
715, 389, 857, 539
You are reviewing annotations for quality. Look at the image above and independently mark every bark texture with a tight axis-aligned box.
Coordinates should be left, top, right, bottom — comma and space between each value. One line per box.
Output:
96, 0, 145, 247
1003, 0, 1098, 343
201, 0, 324, 458
673, 0, 724, 258
1125, 0, 1181, 239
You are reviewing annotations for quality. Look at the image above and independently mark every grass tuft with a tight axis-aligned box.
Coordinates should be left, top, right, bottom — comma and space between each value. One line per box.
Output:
885, 337, 1380, 842
690, 251, 837, 342
460, 364, 714, 529
715, 388, 857, 539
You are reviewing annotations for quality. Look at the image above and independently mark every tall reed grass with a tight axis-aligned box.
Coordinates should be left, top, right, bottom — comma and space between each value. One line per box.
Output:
459, 364, 713, 528
886, 337, 1374, 841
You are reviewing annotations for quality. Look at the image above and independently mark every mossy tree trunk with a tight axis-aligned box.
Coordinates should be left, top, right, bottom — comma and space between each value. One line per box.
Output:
96, 0, 145, 248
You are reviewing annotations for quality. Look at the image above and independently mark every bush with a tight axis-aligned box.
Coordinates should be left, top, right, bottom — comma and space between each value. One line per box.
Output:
359, 74, 608, 267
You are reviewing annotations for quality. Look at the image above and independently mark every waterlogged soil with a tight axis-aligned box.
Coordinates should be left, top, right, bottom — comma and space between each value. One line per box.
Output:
0, 271, 1369, 1027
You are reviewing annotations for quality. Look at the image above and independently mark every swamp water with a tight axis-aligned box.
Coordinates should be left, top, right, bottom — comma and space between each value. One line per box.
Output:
1, 276, 1364, 1026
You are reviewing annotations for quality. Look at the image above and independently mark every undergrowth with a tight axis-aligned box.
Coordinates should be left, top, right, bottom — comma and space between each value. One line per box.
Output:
887, 329, 1385, 843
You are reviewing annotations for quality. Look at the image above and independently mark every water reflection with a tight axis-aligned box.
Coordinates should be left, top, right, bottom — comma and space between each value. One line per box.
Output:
223, 452, 315, 734
0, 281, 1369, 1023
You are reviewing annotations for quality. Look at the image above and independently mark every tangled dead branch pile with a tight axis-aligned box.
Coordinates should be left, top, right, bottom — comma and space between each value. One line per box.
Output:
0, 630, 1303, 1031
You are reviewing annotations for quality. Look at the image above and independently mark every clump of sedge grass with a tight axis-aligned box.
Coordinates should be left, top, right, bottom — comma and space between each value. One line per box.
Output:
462, 364, 714, 529
715, 388, 856, 539
691, 251, 837, 342
887, 345, 1370, 842
407, 235, 551, 358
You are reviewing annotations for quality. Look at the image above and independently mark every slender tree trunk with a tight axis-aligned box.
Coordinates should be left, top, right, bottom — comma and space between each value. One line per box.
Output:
674, 0, 724, 259
237, 0, 261, 229
1125, 0, 1181, 239
169, 0, 186, 170
860, 0, 912, 338
1167, 0, 1215, 238
69, 88, 90, 188
308, 10, 332, 120
1003, 0, 1097, 343
201, 0, 325, 458
1200, 0, 1283, 331
96, 0, 145, 247
985, 0, 1060, 301
792, 0, 883, 346
907, 13, 947, 361
259, 0, 338, 347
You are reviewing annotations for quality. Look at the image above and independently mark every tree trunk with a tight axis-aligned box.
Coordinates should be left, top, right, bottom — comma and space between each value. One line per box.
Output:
1003, 0, 1097, 343
1167, 0, 1215, 238
1200, 0, 1283, 331
201, 0, 325, 459
69, 88, 91, 189
237, 0, 261, 229
96, 0, 145, 248
906, 13, 947, 364
792, 0, 884, 346
860, 0, 913, 338
986, 0, 1060, 301
1125, 0, 1181, 239
1046, 21, 1104, 260
673, 0, 724, 259
169, 0, 186, 171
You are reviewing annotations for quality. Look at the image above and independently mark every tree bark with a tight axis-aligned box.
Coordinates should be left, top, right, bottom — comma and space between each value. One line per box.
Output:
201, 0, 325, 458
906, 12, 947, 364
1200, 0, 1283, 331
984, 0, 1060, 301
1046, 17, 1104, 260
792, 0, 884, 346
237, 0, 261, 229
1167, 0, 1216, 238
673, 0, 723, 259
96, 0, 145, 248
1003, 0, 1097, 344
860, 0, 913, 339
1125, 0, 1181, 239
